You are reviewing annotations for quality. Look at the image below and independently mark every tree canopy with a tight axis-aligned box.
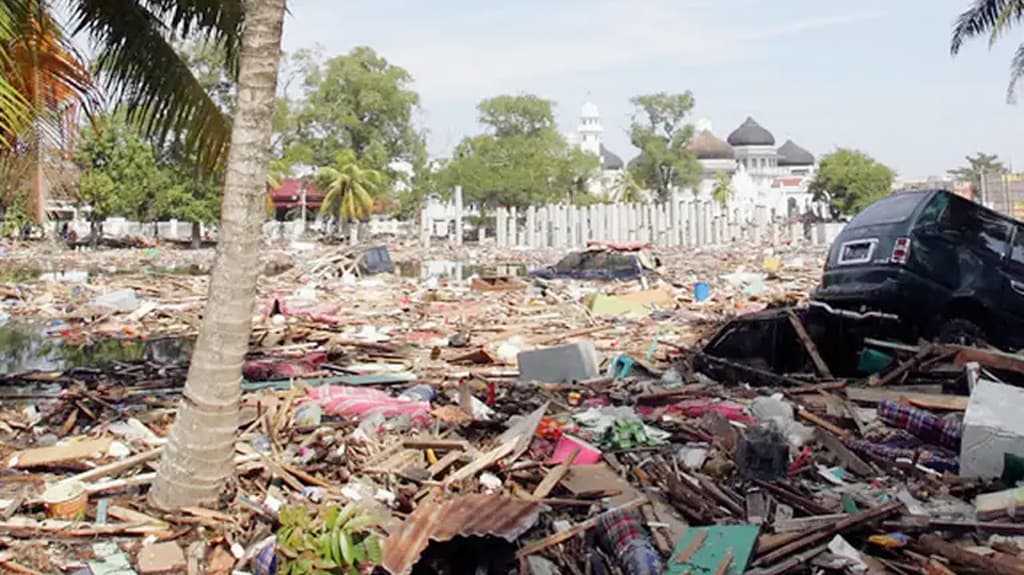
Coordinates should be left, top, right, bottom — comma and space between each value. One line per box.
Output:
809, 149, 895, 219
948, 152, 1006, 199
278, 46, 424, 174
627, 92, 701, 201
436, 94, 599, 209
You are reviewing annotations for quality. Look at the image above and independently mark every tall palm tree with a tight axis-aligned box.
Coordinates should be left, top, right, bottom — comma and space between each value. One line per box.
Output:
951, 0, 1024, 101
315, 149, 381, 245
150, 0, 287, 510
711, 172, 734, 207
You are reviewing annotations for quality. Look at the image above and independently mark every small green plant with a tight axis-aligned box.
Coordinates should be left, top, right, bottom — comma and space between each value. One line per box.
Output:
276, 502, 383, 575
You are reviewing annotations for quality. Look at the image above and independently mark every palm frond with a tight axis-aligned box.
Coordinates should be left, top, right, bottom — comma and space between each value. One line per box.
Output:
0, 0, 32, 148
952, 0, 1024, 54
1008, 42, 1024, 103
68, 0, 237, 172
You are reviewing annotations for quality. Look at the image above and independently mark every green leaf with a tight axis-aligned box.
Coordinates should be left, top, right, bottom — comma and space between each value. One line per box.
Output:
364, 535, 382, 564
339, 530, 354, 565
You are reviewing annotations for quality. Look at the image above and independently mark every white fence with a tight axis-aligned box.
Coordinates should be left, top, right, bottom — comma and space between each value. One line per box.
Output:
57, 217, 414, 243
493, 196, 845, 249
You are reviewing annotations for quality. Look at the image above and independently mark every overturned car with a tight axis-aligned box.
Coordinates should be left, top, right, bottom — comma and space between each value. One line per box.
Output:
814, 189, 1024, 351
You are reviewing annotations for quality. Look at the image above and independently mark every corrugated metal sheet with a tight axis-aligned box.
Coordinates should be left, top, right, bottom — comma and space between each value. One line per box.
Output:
381, 494, 542, 575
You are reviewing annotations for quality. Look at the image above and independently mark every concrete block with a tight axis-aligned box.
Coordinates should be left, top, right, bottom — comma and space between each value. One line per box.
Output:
961, 379, 1024, 478
517, 341, 600, 384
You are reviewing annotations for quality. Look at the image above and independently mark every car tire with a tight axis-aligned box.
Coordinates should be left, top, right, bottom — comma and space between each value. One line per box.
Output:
936, 318, 987, 347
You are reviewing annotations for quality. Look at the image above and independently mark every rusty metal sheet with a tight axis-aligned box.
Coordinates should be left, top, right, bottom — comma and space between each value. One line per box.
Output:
381, 494, 541, 575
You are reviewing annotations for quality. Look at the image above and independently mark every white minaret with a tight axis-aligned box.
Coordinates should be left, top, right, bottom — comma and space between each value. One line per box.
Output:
578, 101, 603, 157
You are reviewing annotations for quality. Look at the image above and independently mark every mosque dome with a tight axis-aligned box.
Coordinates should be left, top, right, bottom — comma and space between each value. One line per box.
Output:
777, 139, 815, 166
727, 116, 775, 147
686, 130, 735, 160
581, 101, 600, 118
601, 145, 624, 170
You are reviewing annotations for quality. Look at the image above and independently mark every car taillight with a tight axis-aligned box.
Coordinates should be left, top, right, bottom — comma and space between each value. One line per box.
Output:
891, 237, 911, 264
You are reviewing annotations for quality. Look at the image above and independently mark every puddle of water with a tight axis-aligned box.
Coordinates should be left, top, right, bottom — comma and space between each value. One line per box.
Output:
397, 260, 528, 281
0, 323, 193, 376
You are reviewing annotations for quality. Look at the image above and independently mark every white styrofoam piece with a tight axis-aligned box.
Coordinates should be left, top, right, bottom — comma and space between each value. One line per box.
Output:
960, 379, 1024, 478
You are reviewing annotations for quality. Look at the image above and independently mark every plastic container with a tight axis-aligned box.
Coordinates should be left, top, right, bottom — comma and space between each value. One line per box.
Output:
550, 435, 602, 465
41, 480, 88, 520
694, 282, 711, 302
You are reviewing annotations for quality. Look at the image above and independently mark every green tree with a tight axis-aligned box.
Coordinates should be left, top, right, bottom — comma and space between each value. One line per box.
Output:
150, 0, 287, 510
951, 0, 1024, 101
315, 149, 382, 244
281, 46, 424, 179
153, 143, 222, 248
947, 152, 1006, 200
477, 94, 556, 137
711, 172, 734, 207
74, 113, 165, 222
439, 94, 599, 209
74, 171, 116, 245
809, 149, 895, 219
627, 92, 701, 201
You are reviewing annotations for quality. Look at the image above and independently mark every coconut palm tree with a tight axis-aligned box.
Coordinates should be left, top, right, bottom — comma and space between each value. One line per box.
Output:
610, 170, 645, 203
149, 0, 287, 510
315, 149, 382, 245
951, 0, 1024, 101
712, 172, 734, 207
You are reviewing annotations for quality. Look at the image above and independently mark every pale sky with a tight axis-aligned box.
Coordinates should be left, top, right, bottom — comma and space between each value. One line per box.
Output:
281, 0, 1023, 179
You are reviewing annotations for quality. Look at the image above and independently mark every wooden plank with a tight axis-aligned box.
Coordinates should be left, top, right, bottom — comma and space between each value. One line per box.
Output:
797, 408, 848, 438
869, 346, 935, 387
532, 448, 579, 499
845, 387, 968, 411
445, 437, 518, 486
7, 437, 113, 469
63, 447, 163, 484
814, 429, 873, 477
787, 311, 833, 379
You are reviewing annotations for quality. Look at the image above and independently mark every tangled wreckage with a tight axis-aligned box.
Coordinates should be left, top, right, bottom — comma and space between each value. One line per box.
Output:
5, 191, 1024, 574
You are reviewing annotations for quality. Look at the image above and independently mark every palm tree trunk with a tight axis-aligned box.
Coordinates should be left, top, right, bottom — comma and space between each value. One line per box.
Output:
149, 0, 286, 510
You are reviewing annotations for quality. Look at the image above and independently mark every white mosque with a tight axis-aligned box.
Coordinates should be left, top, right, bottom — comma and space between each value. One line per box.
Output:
572, 102, 820, 221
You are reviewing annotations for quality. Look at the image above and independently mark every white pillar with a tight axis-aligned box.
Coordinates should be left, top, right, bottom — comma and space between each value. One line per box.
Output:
453, 185, 464, 246
567, 205, 577, 248
526, 206, 537, 248
496, 207, 507, 247
509, 206, 518, 247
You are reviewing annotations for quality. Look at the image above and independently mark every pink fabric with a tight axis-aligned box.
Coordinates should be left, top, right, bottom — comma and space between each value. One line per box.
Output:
243, 352, 327, 381
658, 399, 754, 423
264, 296, 342, 324
585, 240, 651, 251
306, 385, 432, 425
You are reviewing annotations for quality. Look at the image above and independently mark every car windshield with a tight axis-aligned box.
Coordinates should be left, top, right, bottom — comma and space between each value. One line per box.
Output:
847, 192, 928, 228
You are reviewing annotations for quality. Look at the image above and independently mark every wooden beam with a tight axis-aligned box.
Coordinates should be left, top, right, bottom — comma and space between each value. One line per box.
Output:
787, 311, 832, 380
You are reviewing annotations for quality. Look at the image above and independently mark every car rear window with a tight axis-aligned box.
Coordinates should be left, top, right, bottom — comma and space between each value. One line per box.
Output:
847, 192, 928, 228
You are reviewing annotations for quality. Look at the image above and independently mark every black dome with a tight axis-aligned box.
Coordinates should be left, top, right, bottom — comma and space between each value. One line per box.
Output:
601, 145, 624, 170
777, 139, 815, 166
727, 116, 775, 147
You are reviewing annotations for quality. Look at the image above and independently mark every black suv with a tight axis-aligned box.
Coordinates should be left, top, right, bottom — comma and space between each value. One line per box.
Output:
813, 189, 1024, 350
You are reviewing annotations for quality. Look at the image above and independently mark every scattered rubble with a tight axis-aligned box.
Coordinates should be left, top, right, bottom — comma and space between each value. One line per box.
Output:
3, 238, 1024, 574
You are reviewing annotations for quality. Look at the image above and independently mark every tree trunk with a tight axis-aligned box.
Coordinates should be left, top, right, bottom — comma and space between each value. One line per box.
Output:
348, 220, 358, 246
191, 221, 202, 249
149, 0, 286, 510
